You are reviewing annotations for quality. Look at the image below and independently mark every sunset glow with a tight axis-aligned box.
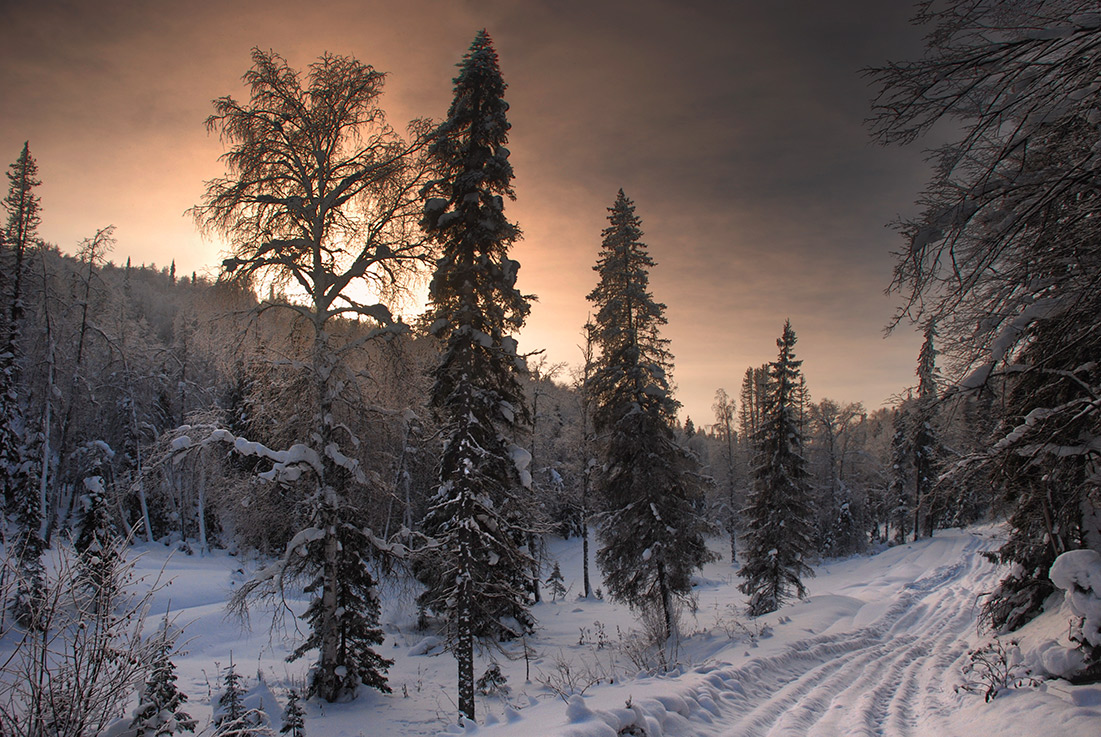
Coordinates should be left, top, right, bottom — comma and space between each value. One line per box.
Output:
0, 0, 932, 422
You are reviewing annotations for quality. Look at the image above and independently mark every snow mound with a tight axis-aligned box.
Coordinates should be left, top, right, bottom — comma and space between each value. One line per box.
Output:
1050, 549, 1101, 648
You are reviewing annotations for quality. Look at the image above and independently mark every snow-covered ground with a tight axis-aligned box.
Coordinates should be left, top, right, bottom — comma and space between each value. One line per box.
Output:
33, 527, 1101, 736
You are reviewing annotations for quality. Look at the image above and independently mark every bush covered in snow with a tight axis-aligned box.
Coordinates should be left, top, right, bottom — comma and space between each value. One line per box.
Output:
1042, 549, 1101, 682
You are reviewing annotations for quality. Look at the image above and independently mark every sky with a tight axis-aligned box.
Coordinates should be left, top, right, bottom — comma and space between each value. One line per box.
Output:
0, 0, 938, 425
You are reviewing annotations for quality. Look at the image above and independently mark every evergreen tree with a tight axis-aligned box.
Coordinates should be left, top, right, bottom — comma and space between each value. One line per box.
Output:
212, 660, 273, 737
738, 364, 769, 483
73, 475, 120, 602
738, 321, 815, 616
0, 142, 39, 520
280, 690, 305, 737
131, 627, 197, 737
213, 661, 245, 736
586, 190, 714, 643
287, 514, 392, 698
0, 347, 19, 513
415, 29, 534, 723
913, 320, 942, 538
545, 561, 567, 602
9, 407, 45, 629
3, 141, 41, 337
887, 405, 913, 545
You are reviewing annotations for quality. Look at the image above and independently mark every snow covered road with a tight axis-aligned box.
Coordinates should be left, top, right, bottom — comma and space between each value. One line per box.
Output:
470, 529, 1100, 737
691, 538, 990, 737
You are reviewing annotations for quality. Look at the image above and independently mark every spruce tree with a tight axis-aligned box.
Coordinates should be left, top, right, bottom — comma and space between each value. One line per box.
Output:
213, 661, 245, 736
3, 141, 41, 336
131, 627, 197, 737
415, 29, 534, 723
74, 475, 120, 603
913, 320, 942, 538
10, 417, 45, 629
887, 405, 913, 545
287, 514, 392, 698
0, 146, 41, 532
586, 190, 713, 643
280, 690, 305, 737
0, 344, 20, 513
212, 660, 274, 737
738, 321, 815, 616
545, 561, 567, 602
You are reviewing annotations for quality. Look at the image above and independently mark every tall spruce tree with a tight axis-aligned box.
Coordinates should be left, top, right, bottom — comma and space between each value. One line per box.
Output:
3, 141, 40, 337
738, 321, 815, 616
913, 320, 942, 538
1, 142, 39, 521
887, 405, 914, 545
415, 30, 534, 723
586, 190, 713, 643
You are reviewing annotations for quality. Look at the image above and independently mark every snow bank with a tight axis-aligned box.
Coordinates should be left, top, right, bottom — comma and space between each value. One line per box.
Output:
1023, 549, 1101, 680
1051, 548, 1101, 650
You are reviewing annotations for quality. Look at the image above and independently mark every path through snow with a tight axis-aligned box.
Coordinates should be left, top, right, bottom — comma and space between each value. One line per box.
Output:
471, 529, 1099, 737
685, 536, 989, 737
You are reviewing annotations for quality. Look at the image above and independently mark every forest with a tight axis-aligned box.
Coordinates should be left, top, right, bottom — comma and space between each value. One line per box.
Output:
1, 3, 1099, 736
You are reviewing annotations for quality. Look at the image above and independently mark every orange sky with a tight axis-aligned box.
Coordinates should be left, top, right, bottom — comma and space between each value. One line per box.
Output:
0, 0, 934, 424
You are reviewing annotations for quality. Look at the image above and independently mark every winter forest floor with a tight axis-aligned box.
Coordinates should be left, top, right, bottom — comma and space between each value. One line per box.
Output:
10, 526, 1100, 736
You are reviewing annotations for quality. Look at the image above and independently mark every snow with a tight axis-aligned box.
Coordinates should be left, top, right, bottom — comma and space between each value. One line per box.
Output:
12, 527, 1099, 737
1050, 549, 1101, 648
509, 445, 532, 489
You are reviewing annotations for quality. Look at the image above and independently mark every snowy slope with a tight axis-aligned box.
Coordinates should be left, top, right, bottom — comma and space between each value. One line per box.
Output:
104, 528, 1101, 735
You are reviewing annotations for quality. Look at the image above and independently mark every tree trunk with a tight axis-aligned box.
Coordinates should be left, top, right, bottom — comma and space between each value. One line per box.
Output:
318, 514, 342, 701
457, 514, 476, 722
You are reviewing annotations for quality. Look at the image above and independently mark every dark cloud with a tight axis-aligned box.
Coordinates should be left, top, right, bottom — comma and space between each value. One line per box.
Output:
0, 0, 935, 420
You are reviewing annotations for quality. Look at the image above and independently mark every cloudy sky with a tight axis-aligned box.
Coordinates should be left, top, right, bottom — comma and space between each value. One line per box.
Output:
0, 0, 938, 424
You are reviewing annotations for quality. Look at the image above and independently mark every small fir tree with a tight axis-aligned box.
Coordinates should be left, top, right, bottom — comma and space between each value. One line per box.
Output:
545, 561, 567, 602
73, 475, 121, 602
215, 660, 245, 730
131, 627, 197, 737
738, 321, 815, 616
280, 691, 305, 737
212, 660, 274, 737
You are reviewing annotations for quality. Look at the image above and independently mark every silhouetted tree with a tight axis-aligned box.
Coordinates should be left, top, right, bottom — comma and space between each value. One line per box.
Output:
198, 47, 429, 701
414, 30, 533, 722
587, 190, 713, 643
739, 321, 815, 616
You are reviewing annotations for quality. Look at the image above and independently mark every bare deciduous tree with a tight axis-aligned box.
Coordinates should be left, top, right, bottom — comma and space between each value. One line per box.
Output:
193, 47, 431, 702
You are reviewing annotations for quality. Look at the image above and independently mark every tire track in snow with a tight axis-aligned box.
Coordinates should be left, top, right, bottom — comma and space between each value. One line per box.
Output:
690, 533, 999, 737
